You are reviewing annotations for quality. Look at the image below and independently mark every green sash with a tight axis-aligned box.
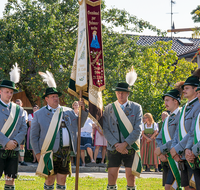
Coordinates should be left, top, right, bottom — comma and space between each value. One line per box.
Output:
112, 101, 142, 177
36, 107, 63, 178
179, 104, 187, 142
186, 113, 200, 189
178, 103, 195, 188
194, 113, 200, 164
162, 116, 182, 190
1, 103, 20, 139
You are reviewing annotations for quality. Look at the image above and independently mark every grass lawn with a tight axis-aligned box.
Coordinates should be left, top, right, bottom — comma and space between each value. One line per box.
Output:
0, 176, 163, 190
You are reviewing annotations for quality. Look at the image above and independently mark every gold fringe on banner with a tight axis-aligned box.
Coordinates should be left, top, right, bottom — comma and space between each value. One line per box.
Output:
86, 0, 101, 7
75, 84, 88, 93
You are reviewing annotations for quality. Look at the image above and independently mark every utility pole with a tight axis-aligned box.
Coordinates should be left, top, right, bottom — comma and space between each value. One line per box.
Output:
170, 0, 176, 38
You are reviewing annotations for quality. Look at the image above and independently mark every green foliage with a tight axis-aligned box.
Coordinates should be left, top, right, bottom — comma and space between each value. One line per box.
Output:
0, 0, 197, 120
191, 5, 200, 38
0, 0, 79, 106
0, 0, 165, 107
103, 40, 197, 121
102, 8, 166, 36
191, 5, 200, 23
134, 41, 197, 121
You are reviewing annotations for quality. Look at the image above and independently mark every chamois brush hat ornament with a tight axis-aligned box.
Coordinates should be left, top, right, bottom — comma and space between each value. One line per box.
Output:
114, 66, 137, 92
39, 71, 62, 99
0, 63, 20, 92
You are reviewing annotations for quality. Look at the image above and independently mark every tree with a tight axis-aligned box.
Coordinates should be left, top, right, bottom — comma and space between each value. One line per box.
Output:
133, 41, 197, 120
103, 38, 197, 121
0, 0, 79, 106
191, 5, 200, 23
191, 5, 200, 38
0, 0, 165, 107
0, 0, 197, 121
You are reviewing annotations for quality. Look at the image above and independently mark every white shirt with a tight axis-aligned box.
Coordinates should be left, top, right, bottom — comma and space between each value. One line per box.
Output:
0, 99, 10, 108
118, 101, 128, 109
23, 110, 28, 122
142, 123, 158, 131
28, 113, 34, 122
171, 107, 180, 116
81, 118, 94, 138
47, 104, 70, 147
188, 97, 198, 104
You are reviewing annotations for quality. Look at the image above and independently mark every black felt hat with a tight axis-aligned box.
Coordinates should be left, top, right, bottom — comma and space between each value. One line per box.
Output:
196, 83, 200, 92
162, 89, 181, 104
42, 87, 62, 99
114, 82, 131, 92
181, 76, 199, 89
0, 80, 18, 92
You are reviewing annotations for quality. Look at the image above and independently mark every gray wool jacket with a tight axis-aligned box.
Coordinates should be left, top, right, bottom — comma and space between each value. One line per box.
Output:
171, 98, 200, 160
30, 106, 88, 155
103, 101, 143, 151
156, 108, 180, 155
0, 102, 27, 150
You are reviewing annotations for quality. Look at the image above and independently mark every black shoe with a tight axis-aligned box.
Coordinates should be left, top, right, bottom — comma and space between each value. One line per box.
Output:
155, 169, 159, 172
21, 161, 28, 166
146, 168, 151, 172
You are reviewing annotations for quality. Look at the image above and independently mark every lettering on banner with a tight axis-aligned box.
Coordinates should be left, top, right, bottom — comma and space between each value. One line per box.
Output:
91, 26, 97, 30
87, 11, 99, 15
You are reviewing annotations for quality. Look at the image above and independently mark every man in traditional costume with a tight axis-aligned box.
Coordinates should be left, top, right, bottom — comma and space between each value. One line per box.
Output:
185, 83, 200, 190
155, 82, 184, 190
30, 71, 88, 190
0, 64, 27, 190
170, 69, 200, 190
103, 68, 143, 190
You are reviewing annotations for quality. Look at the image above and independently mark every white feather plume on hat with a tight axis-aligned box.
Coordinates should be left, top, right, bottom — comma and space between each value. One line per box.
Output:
39, 71, 57, 88
9, 63, 20, 83
126, 66, 137, 86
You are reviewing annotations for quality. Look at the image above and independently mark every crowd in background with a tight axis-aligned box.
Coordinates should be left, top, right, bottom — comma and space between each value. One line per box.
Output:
19, 100, 107, 167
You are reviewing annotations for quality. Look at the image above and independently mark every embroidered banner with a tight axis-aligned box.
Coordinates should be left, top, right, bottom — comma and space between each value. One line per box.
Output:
76, 0, 88, 92
68, 0, 104, 128
86, 0, 105, 91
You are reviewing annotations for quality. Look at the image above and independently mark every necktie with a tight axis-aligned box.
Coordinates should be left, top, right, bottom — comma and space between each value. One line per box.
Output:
120, 104, 124, 111
6, 104, 10, 111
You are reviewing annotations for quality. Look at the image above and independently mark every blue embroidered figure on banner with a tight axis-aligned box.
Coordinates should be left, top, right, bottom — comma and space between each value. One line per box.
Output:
90, 31, 100, 49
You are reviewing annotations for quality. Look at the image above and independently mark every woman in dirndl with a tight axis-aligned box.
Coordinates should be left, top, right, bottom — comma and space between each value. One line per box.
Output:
141, 113, 160, 172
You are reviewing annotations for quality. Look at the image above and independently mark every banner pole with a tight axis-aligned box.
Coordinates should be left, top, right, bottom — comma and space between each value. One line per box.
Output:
75, 90, 83, 190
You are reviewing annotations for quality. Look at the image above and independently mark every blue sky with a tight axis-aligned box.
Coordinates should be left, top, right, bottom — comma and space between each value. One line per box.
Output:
0, 0, 199, 37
